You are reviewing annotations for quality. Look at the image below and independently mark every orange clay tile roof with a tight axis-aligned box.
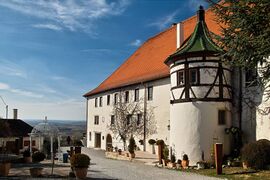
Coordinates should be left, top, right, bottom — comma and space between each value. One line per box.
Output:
84, 7, 221, 97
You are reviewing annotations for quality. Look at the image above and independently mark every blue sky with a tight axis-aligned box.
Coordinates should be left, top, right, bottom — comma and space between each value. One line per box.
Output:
0, 0, 208, 120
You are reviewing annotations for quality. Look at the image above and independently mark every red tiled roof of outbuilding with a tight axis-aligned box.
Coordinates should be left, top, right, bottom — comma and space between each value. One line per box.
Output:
84, 7, 221, 97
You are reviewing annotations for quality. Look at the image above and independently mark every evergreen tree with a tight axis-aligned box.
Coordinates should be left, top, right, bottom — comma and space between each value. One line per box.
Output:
209, 0, 270, 92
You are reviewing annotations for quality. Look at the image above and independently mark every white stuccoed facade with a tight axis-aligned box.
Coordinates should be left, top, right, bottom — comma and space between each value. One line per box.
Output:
86, 78, 171, 153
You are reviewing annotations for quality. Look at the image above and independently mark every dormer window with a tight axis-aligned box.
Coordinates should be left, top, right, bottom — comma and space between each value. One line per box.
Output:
177, 70, 184, 86
190, 69, 199, 85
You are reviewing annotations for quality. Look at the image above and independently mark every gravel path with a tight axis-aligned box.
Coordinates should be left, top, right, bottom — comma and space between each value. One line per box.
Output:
82, 148, 220, 180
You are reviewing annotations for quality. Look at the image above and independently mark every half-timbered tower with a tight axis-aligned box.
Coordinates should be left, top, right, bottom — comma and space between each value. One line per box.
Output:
165, 6, 232, 164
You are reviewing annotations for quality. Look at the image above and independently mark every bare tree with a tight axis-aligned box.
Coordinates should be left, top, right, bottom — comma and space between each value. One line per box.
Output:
109, 92, 156, 150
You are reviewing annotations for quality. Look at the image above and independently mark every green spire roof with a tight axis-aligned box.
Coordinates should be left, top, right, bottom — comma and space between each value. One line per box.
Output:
165, 6, 222, 63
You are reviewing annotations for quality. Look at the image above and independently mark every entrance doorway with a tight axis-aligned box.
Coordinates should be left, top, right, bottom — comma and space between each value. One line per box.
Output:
106, 134, 112, 151
95, 133, 101, 148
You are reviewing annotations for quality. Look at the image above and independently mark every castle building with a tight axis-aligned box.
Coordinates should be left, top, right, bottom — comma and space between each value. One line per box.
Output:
84, 6, 269, 164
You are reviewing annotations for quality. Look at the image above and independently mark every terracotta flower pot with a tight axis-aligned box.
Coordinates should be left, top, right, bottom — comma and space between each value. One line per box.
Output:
24, 157, 32, 163
0, 163, 11, 176
30, 168, 43, 177
167, 162, 176, 168
242, 161, 249, 169
130, 153, 135, 158
74, 167, 88, 179
181, 160, 189, 169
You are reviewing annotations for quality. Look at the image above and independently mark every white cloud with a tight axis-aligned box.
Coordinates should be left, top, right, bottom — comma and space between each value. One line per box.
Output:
149, 10, 179, 30
0, 0, 131, 34
0, 82, 10, 90
0, 82, 43, 98
32, 23, 62, 31
129, 39, 142, 47
0, 59, 27, 78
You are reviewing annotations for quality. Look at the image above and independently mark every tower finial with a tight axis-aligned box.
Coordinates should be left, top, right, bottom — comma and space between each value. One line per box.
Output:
197, 5, 205, 22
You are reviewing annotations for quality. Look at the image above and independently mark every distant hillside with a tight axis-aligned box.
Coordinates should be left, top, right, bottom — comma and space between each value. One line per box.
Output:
25, 119, 86, 137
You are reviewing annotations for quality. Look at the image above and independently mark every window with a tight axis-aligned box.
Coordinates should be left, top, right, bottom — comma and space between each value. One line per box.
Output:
89, 132, 91, 141
137, 114, 142, 126
107, 95, 110, 105
114, 93, 118, 105
95, 98, 97, 107
134, 89, 139, 102
94, 116, 99, 125
177, 70, 184, 85
127, 115, 132, 125
147, 86, 153, 101
245, 68, 257, 87
111, 115, 115, 125
125, 91, 129, 103
218, 110, 226, 125
99, 97, 103, 107
190, 69, 198, 84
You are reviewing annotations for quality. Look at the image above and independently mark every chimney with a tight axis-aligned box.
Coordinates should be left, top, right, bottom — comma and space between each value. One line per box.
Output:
13, 109, 18, 119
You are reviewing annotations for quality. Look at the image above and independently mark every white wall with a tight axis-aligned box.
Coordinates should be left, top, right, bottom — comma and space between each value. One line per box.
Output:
86, 78, 171, 153
170, 101, 232, 165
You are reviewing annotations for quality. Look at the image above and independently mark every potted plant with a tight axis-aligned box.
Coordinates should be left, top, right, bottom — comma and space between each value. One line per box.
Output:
0, 156, 11, 177
128, 136, 136, 158
70, 153, 90, 179
148, 139, 156, 154
118, 149, 122, 155
23, 149, 32, 163
181, 154, 189, 169
29, 151, 46, 177
162, 146, 169, 166
176, 159, 182, 169
196, 161, 206, 169
32, 151, 46, 163
156, 139, 164, 164
167, 154, 176, 168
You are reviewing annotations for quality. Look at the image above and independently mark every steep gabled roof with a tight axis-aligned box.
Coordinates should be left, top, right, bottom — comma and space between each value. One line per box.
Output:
84, 6, 221, 97
0, 119, 33, 137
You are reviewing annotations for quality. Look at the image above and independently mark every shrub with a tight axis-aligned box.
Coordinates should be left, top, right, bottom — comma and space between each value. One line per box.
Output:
139, 140, 144, 145
23, 149, 31, 157
177, 159, 182, 164
171, 154, 176, 163
163, 146, 169, 160
183, 154, 189, 161
241, 139, 270, 170
32, 151, 46, 162
128, 136, 136, 154
148, 139, 156, 145
156, 139, 164, 146
70, 154, 90, 168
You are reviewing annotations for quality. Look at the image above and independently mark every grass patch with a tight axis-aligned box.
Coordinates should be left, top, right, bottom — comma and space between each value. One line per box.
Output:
178, 167, 270, 180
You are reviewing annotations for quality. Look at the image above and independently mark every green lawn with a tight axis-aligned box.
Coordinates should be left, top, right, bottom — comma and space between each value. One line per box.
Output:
179, 167, 270, 180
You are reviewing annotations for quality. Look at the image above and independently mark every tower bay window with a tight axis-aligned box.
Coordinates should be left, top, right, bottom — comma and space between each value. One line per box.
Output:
177, 70, 184, 85
190, 69, 199, 85
218, 110, 226, 125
